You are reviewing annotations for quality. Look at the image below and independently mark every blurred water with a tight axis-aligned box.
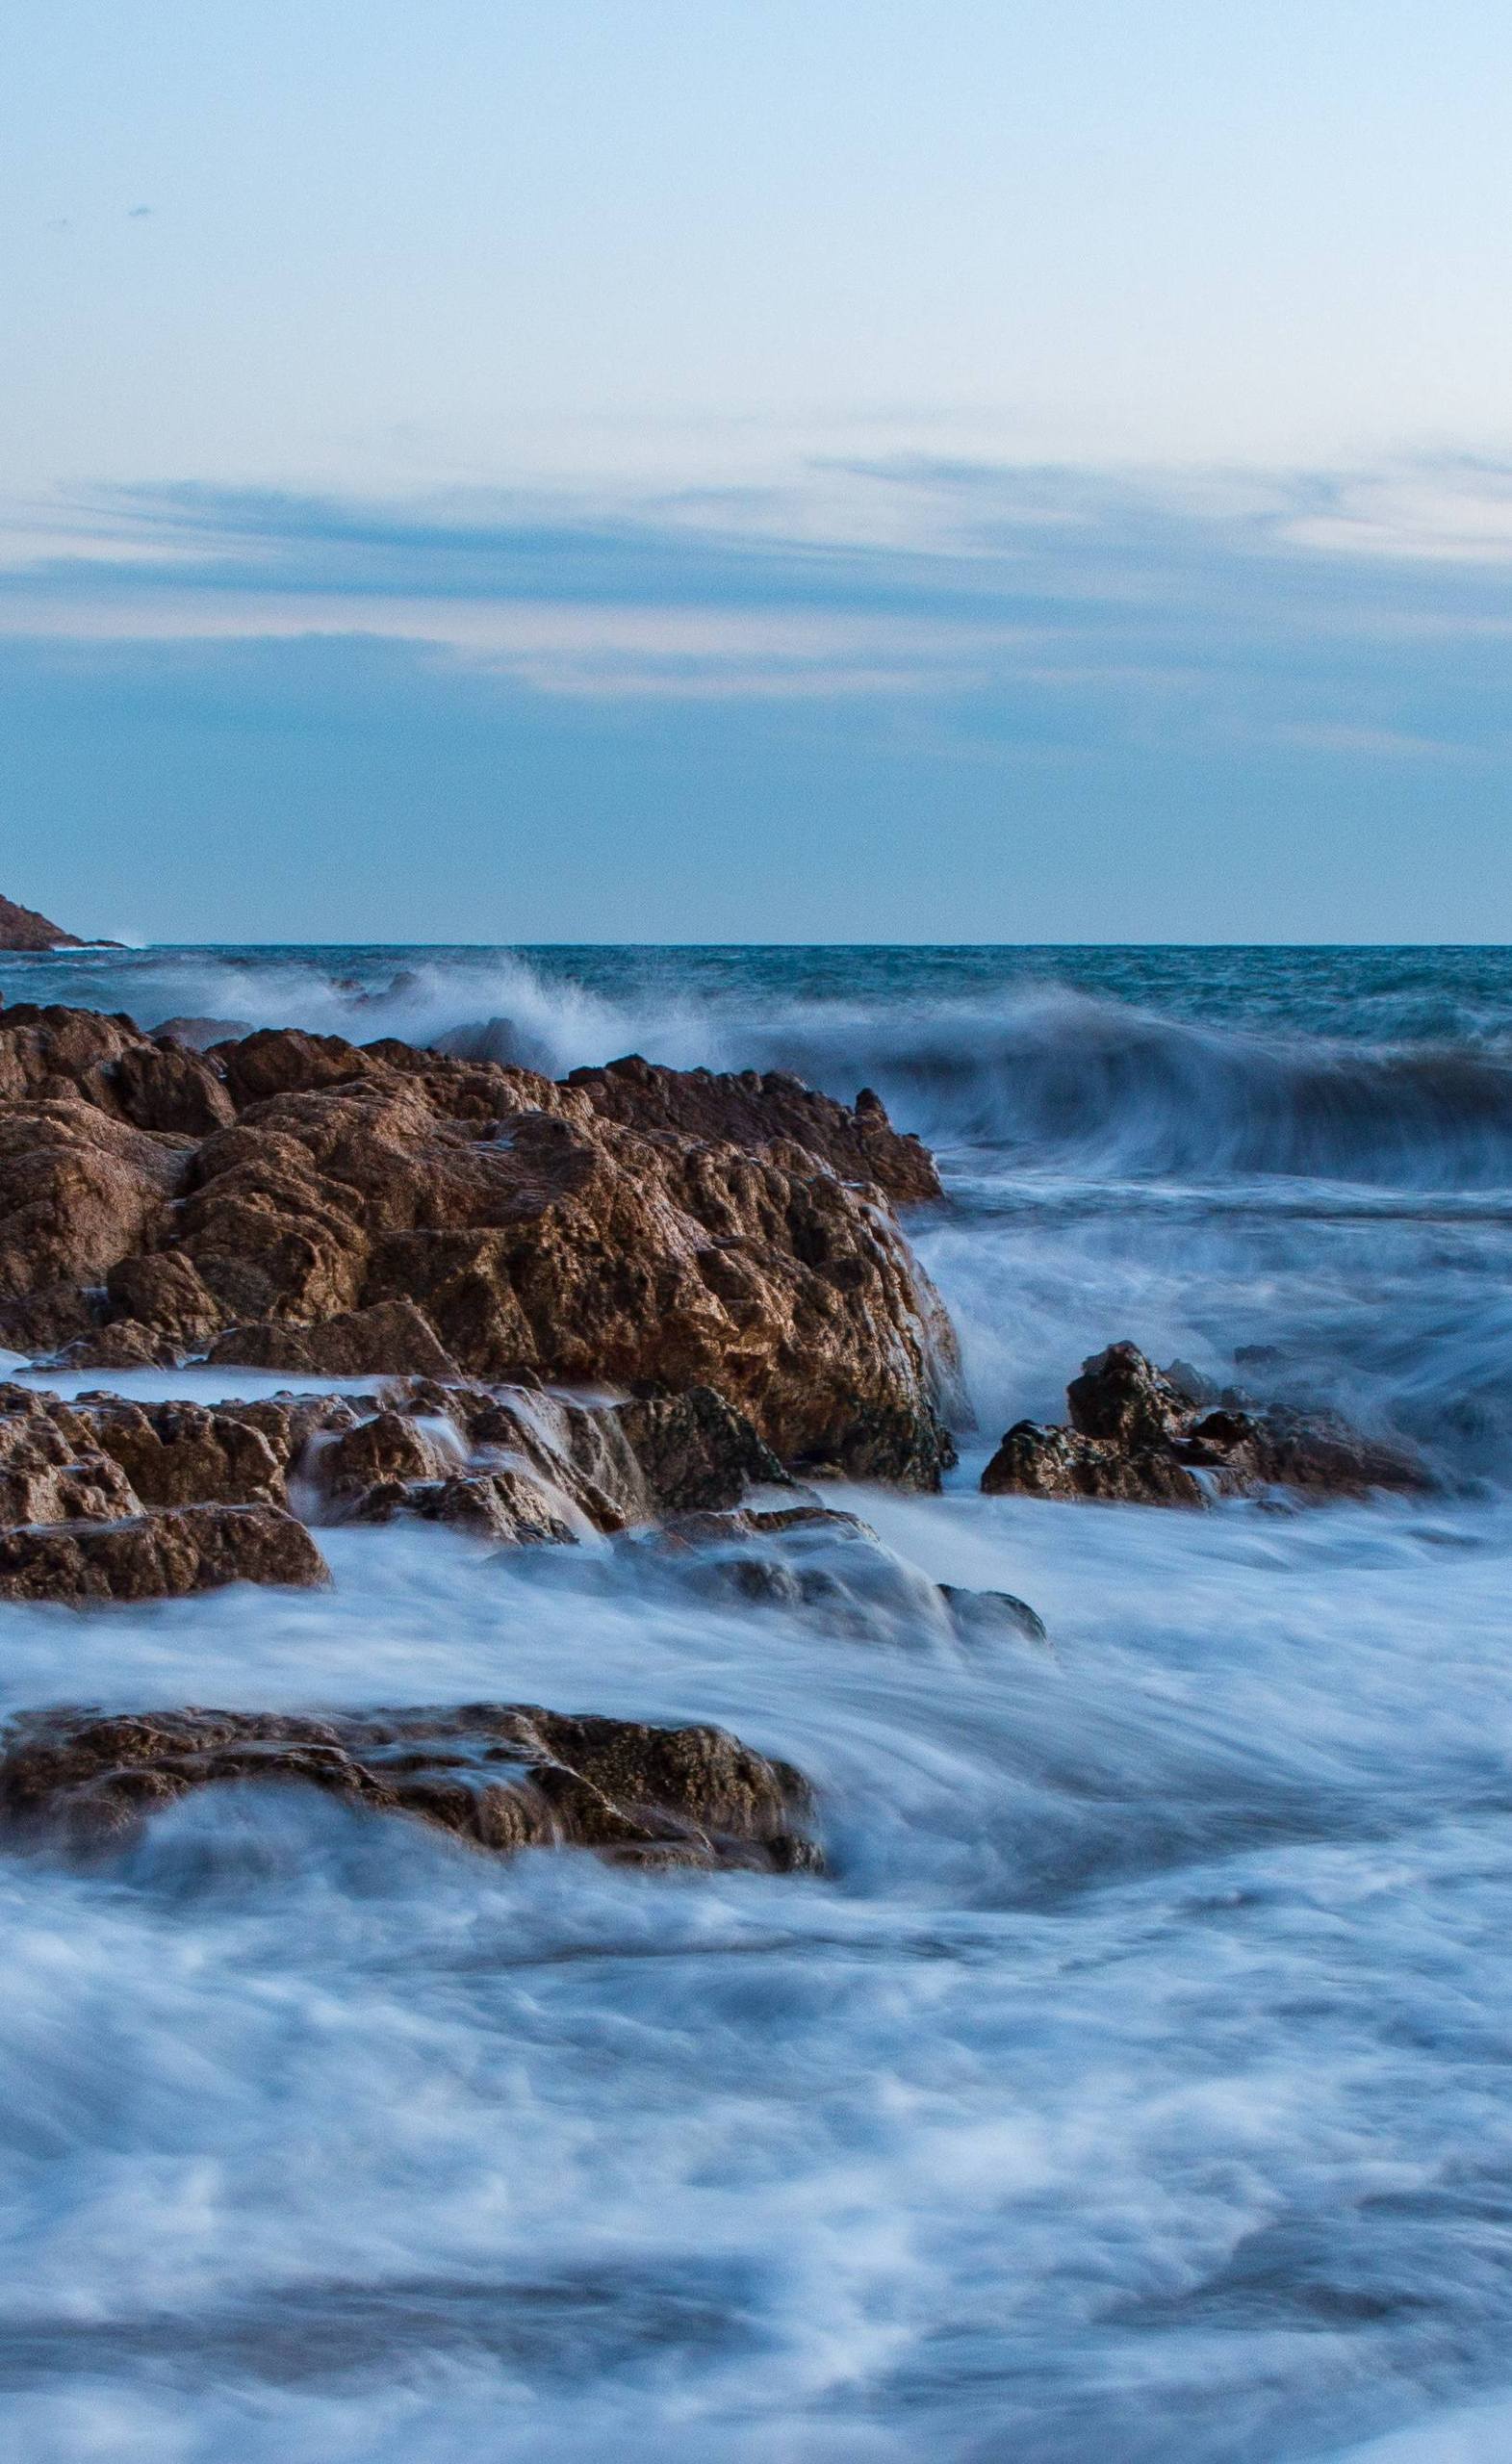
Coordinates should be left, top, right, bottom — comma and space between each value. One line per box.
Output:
4, 944, 1512, 2460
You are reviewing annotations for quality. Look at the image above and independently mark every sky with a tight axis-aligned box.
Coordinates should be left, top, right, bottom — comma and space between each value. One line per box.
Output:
3, 0, 1511, 943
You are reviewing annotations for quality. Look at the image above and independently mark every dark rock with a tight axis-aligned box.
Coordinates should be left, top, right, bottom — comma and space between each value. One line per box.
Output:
611, 1386, 790, 1511
110, 1044, 235, 1138
938, 1583, 1049, 1645
0, 893, 111, 952
565, 1053, 943, 1201
0, 1704, 820, 1873
0, 1503, 329, 1602
984, 1342, 1430, 1507
207, 1298, 459, 1379
151, 1015, 255, 1051
0, 1008, 958, 1486
983, 1420, 1208, 1506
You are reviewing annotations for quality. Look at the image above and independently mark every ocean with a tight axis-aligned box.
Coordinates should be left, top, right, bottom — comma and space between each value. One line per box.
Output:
4, 943, 1512, 2463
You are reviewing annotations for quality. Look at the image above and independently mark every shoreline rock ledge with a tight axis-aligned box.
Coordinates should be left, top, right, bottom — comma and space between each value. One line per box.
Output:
0, 1005, 961, 1499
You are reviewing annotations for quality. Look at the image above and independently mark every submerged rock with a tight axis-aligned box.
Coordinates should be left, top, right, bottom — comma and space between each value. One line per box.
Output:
983, 1342, 1430, 1507
630, 1502, 1046, 1645
0, 1705, 820, 1873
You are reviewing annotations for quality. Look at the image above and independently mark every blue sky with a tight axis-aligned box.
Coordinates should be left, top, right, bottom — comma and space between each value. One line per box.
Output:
4, 1, 1511, 940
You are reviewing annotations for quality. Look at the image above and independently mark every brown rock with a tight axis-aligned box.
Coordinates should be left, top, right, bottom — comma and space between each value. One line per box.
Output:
315, 1408, 463, 1507
983, 1343, 1430, 1507
53, 1322, 184, 1371
0, 1502, 329, 1602
566, 1054, 943, 1201
82, 1400, 290, 1508
212, 1027, 379, 1108
0, 893, 96, 952
1066, 1343, 1192, 1451
110, 1043, 235, 1138
104, 1252, 226, 1346
356, 1469, 580, 1545
982, 1420, 1208, 1506
0, 1388, 143, 1526
0, 1010, 958, 1485
0, 1704, 820, 1873
0, 1100, 186, 1297
610, 1386, 790, 1511
207, 1297, 458, 1378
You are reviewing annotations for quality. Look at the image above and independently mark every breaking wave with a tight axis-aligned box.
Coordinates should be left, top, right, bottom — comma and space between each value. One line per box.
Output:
15, 941, 1512, 1189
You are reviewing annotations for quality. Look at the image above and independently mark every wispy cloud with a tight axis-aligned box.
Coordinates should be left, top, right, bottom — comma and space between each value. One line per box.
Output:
1, 455, 1509, 752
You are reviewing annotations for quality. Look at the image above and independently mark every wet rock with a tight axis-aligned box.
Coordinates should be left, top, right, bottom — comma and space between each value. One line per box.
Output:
104, 1252, 226, 1347
0, 1388, 143, 1526
152, 1014, 255, 1052
314, 1408, 463, 1509
365, 1469, 579, 1546
565, 1054, 943, 1202
0, 1503, 329, 1603
1182, 1404, 1428, 1500
937, 1583, 1049, 1645
982, 1420, 1208, 1507
630, 1502, 1004, 1644
82, 1399, 290, 1509
0, 1009, 957, 1484
53, 1321, 185, 1371
110, 1043, 235, 1138
610, 1386, 790, 1511
1066, 1343, 1192, 1452
207, 1298, 459, 1378
983, 1343, 1430, 1507
0, 1704, 820, 1873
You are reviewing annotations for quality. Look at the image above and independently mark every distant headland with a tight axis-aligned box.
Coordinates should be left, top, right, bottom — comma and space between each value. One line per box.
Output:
0, 892, 120, 951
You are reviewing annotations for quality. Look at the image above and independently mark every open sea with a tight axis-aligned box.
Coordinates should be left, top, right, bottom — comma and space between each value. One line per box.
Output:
4, 942, 1512, 2464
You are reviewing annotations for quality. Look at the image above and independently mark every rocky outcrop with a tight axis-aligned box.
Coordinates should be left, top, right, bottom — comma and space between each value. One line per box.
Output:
0, 1373, 806, 1597
564, 1055, 942, 1201
207, 1298, 460, 1378
0, 894, 116, 952
0, 1006, 957, 1485
0, 1503, 328, 1603
983, 1342, 1430, 1507
0, 1705, 820, 1873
